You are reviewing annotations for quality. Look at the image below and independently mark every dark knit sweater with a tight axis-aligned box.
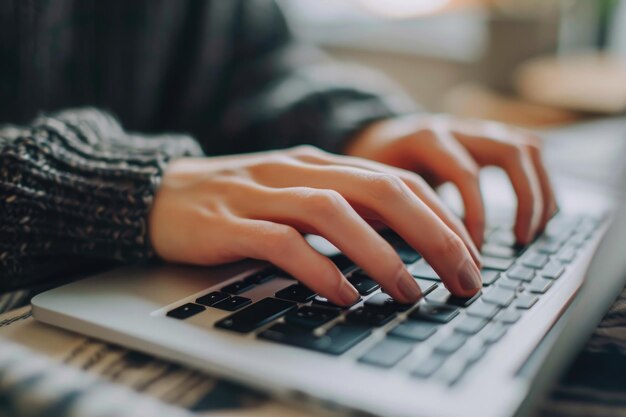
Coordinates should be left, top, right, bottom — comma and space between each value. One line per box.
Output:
0, 0, 415, 290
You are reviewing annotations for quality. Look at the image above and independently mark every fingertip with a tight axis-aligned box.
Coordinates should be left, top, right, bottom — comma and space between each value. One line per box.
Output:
514, 222, 533, 246
396, 270, 423, 303
337, 279, 360, 306
456, 258, 482, 295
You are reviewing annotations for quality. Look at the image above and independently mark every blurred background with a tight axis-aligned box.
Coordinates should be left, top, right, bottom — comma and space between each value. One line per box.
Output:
280, 0, 626, 127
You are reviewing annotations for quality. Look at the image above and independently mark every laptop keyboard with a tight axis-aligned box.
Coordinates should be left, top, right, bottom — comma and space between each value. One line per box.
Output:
166, 214, 603, 385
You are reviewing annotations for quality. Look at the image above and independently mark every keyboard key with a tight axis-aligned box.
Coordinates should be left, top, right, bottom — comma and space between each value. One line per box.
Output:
258, 322, 309, 345
330, 255, 356, 274
320, 324, 373, 354
495, 309, 521, 324
221, 280, 254, 295
426, 287, 481, 308
507, 266, 535, 282
482, 256, 514, 271
259, 322, 371, 355
411, 353, 447, 379
570, 232, 589, 247
454, 316, 488, 335
285, 306, 339, 328
481, 244, 516, 259
438, 359, 469, 385
535, 239, 562, 255
466, 301, 500, 320
515, 294, 538, 309
521, 252, 549, 269
215, 297, 296, 333
396, 246, 421, 264
557, 246, 576, 263
346, 306, 396, 327
389, 320, 438, 342
487, 230, 516, 247
434, 333, 467, 354
528, 277, 553, 294
312, 295, 360, 309
481, 269, 501, 286
270, 268, 297, 280
546, 217, 578, 237
459, 342, 488, 364
415, 279, 438, 295
481, 323, 507, 344
541, 261, 565, 279
364, 293, 414, 312
482, 288, 516, 307
213, 296, 252, 311
496, 276, 522, 290
196, 291, 229, 307
359, 337, 413, 368
275, 284, 316, 303
243, 270, 276, 285
409, 303, 460, 323
409, 260, 439, 280
348, 273, 380, 296
383, 232, 422, 264
167, 303, 205, 319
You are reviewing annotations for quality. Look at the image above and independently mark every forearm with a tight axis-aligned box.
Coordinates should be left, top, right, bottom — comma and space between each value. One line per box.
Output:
0, 108, 203, 290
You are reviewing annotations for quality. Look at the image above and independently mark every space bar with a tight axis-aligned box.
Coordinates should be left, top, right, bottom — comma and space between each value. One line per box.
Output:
215, 297, 296, 333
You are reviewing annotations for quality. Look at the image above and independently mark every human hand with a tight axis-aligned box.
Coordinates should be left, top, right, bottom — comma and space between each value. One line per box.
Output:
346, 114, 558, 247
149, 146, 483, 306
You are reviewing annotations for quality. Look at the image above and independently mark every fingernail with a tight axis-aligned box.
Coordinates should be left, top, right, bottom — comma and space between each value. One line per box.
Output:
459, 260, 482, 291
339, 280, 360, 305
397, 271, 422, 302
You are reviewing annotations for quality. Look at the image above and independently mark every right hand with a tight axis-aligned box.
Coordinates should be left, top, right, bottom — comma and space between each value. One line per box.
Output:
148, 146, 483, 306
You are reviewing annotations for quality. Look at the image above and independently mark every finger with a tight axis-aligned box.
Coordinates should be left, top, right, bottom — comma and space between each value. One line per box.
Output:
408, 128, 486, 249
288, 166, 483, 297
245, 187, 422, 303
291, 148, 482, 266
399, 175, 483, 267
525, 137, 558, 231
236, 219, 360, 306
453, 133, 544, 244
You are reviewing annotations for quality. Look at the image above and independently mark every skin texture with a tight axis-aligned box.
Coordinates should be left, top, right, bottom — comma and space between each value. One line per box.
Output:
149, 115, 557, 306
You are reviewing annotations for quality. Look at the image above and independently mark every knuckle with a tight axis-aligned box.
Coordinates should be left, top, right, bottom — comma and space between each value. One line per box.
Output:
402, 171, 429, 190
290, 144, 324, 158
250, 157, 289, 173
307, 190, 347, 216
267, 226, 301, 253
414, 127, 439, 145
370, 173, 407, 198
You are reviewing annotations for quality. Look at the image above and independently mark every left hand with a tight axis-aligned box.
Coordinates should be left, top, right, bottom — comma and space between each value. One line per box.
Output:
345, 114, 558, 247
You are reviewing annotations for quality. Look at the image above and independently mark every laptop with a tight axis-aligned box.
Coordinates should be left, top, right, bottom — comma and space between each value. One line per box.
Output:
31, 135, 626, 417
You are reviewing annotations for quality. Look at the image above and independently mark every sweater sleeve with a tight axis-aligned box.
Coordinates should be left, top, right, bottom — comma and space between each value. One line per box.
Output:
213, 0, 419, 155
0, 108, 203, 291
